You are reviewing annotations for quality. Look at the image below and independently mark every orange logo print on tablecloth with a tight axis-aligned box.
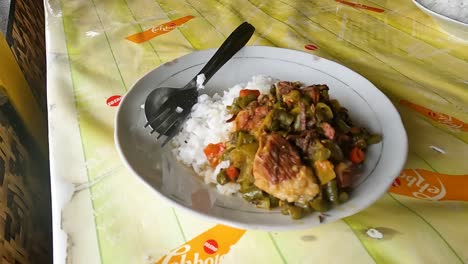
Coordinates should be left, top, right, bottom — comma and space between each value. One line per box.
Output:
126, 15, 195, 43
389, 169, 468, 201
156, 225, 246, 264
400, 99, 468, 132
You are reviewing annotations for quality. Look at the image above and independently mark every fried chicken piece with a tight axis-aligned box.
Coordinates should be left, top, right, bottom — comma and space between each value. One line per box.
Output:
253, 134, 320, 202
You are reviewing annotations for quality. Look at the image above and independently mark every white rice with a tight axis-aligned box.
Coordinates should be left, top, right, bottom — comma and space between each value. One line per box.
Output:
196, 73, 206, 90
172, 75, 277, 194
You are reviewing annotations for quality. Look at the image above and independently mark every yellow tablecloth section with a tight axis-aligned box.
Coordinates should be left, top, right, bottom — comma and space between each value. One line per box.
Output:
45, 0, 468, 263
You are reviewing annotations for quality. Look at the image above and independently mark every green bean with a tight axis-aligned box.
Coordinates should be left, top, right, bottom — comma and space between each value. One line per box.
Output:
270, 196, 280, 208
309, 197, 330, 212
335, 118, 350, 133
254, 197, 271, 209
236, 94, 257, 109
367, 134, 382, 145
330, 99, 341, 113
355, 139, 367, 149
339, 192, 349, 203
288, 206, 304, 219
322, 140, 344, 161
315, 103, 334, 122
278, 110, 294, 128
313, 148, 331, 161
352, 133, 368, 149
283, 90, 301, 104
270, 119, 280, 131
216, 170, 228, 185
279, 200, 290, 215
307, 141, 331, 161
325, 180, 340, 205
319, 87, 330, 102
242, 188, 264, 201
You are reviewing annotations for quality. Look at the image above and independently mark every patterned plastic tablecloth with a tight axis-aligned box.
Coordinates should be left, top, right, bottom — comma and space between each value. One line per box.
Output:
45, 0, 468, 263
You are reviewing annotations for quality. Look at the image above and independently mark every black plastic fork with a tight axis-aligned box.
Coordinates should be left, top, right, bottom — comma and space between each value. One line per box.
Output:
143, 22, 255, 146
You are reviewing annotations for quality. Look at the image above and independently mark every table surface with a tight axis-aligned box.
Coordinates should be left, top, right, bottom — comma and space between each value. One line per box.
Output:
45, 0, 468, 263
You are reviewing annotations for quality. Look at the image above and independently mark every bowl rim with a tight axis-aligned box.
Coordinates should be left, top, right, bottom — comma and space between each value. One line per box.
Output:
114, 46, 408, 231
412, 0, 468, 27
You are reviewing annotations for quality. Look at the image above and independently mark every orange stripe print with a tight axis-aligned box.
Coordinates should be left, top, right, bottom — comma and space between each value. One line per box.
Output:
126, 15, 195, 44
389, 169, 468, 201
400, 99, 468, 132
335, 0, 385, 13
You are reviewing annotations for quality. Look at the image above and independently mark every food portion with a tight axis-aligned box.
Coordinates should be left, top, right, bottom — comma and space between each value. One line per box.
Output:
172, 76, 381, 219
253, 134, 320, 203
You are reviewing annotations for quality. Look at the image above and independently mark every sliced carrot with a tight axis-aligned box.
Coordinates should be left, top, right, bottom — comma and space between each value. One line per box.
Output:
226, 165, 240, 181
203, 142, 225, 168
349, 146, 365, 164
239, 89, 260, 98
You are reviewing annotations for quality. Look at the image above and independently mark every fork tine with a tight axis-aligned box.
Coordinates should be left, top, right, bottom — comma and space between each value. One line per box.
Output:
145, 107, 171, 128
160, 121, 181, 147
157, 117, 179, 139
150, 111, 178, 134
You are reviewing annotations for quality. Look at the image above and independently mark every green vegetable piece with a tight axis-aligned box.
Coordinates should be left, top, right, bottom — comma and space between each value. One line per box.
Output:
277, 109, 294, 128
316, 103, 334, 120
329, 99, 341, 112
227, 103, 240, 115
293, 81, 302, 88
288, 205, 304, 220
322, 140, 344, 161
237, 131, 256, 146
335, 118, 351, 133
367, 134, 382, 145
279, 200, 290, 215
237, 94, 257, 108
339, 192, 349, 203
318, 86, 330, 101
216, 170, 229, 185
314, 160, 337, 184
313, 148, 331, 161
307, 140, 331, 161
294, 200, 309, 209
270, 196, 280, 208
239, 180, 254, 193
229, 143, 258, 184
325, 180, 340, 205
242, 188, 264, 202
355, 139, 367, 149
309, 197, 330, 212
220, 147, 234, 161
270, 119, 280, 131
283, 90, 301, 104
254, 197, 271, 209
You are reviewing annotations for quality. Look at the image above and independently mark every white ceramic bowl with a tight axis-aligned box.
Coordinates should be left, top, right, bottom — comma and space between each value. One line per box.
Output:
114, 46, 408, 231
413, 0, 468, 41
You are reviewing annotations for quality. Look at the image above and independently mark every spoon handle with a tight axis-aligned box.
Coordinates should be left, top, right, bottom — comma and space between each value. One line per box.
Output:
185, 22, 255, 88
